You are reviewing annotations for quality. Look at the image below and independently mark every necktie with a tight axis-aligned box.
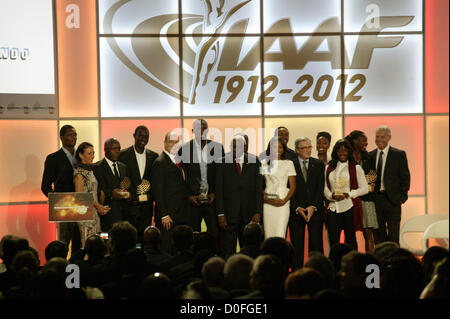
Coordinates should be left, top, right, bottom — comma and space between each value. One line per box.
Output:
236, 159, 242, 175
175, 162, 185, 180
375, 151, 384, 191
113, 162, 119, 178
302, 160, 308, 183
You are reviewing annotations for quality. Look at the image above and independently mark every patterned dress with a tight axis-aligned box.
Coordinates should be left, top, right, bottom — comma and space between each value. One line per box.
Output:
73, 167, 101, 246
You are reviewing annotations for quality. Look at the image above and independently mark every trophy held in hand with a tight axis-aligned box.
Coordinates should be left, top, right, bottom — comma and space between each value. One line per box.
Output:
334, 176, 348, 196
265, 175, 280, 200
365, 169, 377, 193
198, 179, 209, 205
118, 177, 131, 199
137, 179, 151, 202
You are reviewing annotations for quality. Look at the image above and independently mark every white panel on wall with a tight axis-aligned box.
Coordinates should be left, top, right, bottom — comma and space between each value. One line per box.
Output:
98, 0, 179, 35
0, 0, 55, 94
344, 0, 423, 33
344, 34, 423, 114
99, 37, 180, 117
264, 0, 341, 34
182, 0, 261, 35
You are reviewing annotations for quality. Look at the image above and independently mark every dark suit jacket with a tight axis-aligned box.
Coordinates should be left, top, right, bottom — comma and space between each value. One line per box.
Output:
118, 146, 158, 201
41, 148, 75, 197
369, 146, 410, 205
93, 159, 130, 231
290, 157, 325, 221
178, 139, 225, 195
215, 152, 263, 224
151, 152, 191, 224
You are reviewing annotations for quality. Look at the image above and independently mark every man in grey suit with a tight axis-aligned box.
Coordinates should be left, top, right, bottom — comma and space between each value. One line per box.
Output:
369, 126, 410, 244
215, 135, 263, 258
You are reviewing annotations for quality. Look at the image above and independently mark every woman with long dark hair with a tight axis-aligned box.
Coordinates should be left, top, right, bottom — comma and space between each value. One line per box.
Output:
261, 137, 296, 239
324, 139, 368, 250
346, 131, 378, 253
74, 142, 110, 246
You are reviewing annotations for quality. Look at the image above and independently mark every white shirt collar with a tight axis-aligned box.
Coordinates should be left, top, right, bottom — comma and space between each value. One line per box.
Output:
133, 145, 145, 156
337, 160, 348, 168
298, 157, 309, 164
104, 157, 116, 167
378, 144, 390, 155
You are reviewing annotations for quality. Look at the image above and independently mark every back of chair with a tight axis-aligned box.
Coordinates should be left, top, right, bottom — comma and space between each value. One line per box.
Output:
400, 214, 448, 255
422, 220, 450, 252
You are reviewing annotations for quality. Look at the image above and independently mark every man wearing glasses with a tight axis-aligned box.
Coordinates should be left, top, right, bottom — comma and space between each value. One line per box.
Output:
288, 137, 325, 270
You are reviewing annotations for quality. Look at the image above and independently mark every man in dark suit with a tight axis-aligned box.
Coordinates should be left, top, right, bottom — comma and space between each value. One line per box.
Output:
369, 126, 410, 244
118, 126, 158, 242
178, 119, 224, 244
259, 127, 297, 161
288, 137, 325, 270
41, 125, 81, 251
93, 138, 130, 233
215, 135, 263, 258
151, 132, 191, 254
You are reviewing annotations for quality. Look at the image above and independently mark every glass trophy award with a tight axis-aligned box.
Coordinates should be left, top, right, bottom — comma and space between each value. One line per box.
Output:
265, 175, 280, 200
198, 179, 209, 205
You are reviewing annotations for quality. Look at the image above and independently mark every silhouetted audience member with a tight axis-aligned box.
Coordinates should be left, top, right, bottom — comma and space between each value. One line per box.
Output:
201, 256, 229, 299
420, 257, 449, 299
192, 231, 217, 255
142, 226, 171, 272
170, 249, 215, 298
32, 269, 66, 299
84, 234, 107, 264
328, 243, 353, 288
260, 237, 294, 277
4, 250, 38, 299
380, 248, 425, 299
44, 240, 68, 262
140, 272, 172, 299
422, 246, 448, 284
285, 268, 326, 299
373, 241, 399, 261
99, 221, 138, 298
339, 251, 381, 298
314, 288, 344, 299
43, 257, 69, 278
239, 223, 264, 259
224, 254, 253, 298
28, 247, 41, 270
0, 236, 29, 271
110, 221, 138, 255
70, 234, 107, 288
182, 280, 211, 299
160, 225, 194, 274
304, 252, 336, 288
120, 248, 148, 299
237, 255, 284, 299
0, 236, 29, 292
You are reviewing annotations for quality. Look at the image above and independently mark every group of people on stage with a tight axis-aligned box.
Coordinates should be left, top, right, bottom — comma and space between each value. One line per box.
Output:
41, 119, 410, 267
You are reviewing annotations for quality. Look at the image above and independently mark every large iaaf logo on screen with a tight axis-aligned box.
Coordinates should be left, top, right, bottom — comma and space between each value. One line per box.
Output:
103, 0, 414, 105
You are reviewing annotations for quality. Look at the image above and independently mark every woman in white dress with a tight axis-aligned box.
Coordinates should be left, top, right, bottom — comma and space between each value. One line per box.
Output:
261, 137, 296, 239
